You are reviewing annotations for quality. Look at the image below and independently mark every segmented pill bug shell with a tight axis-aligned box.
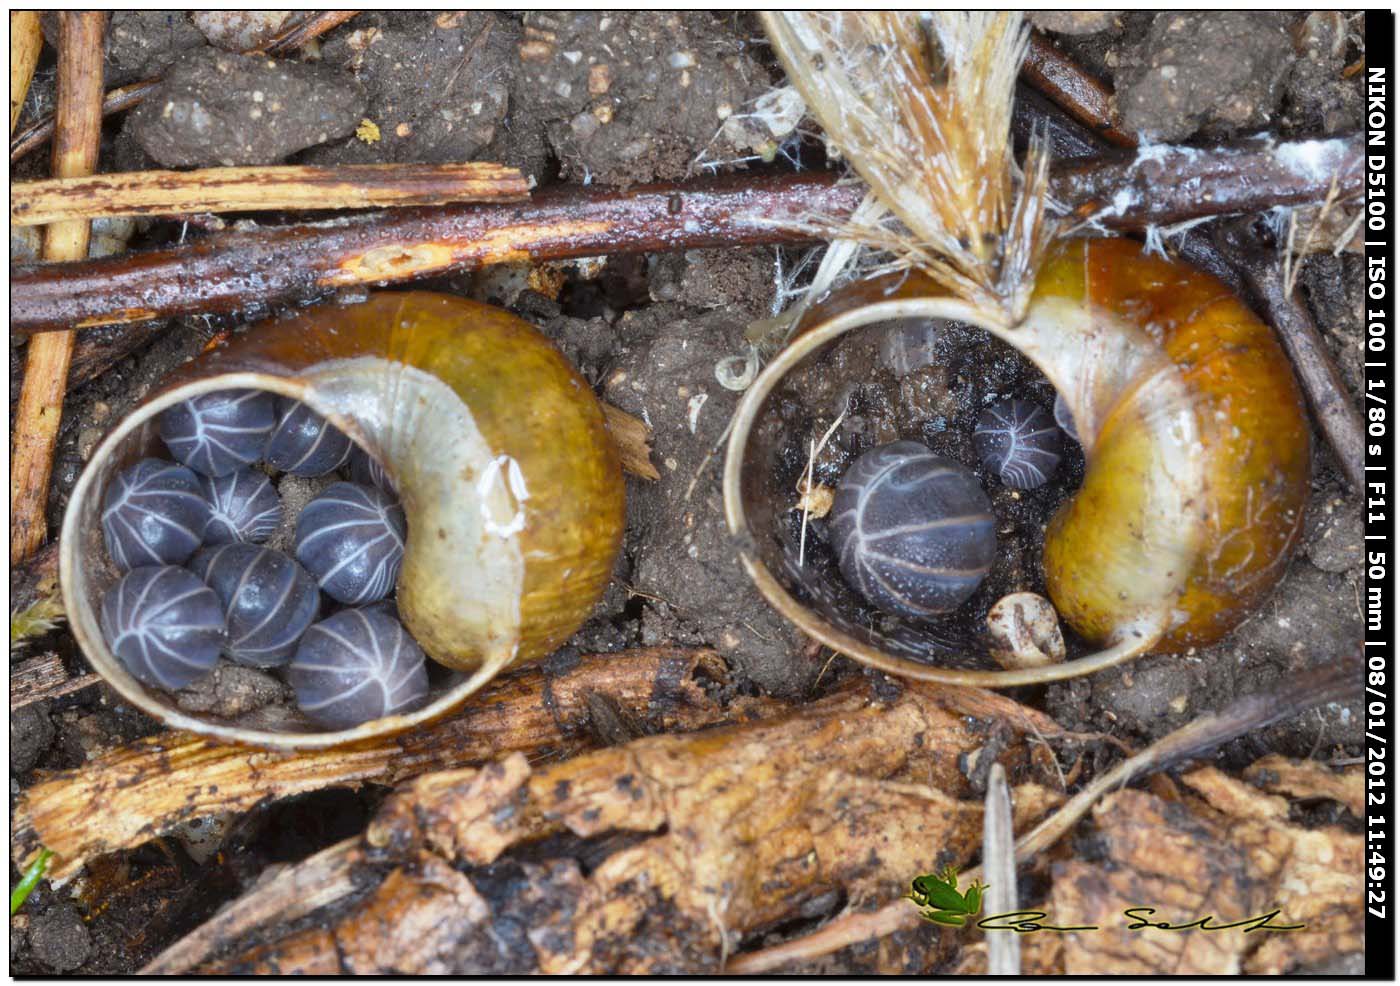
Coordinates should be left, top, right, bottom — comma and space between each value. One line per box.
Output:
294, 481, 406, 605
159, 389, 276, 476
199, 468, 282, 545
100, 566, 225, 690
829, 441, 996, 620
264, 398, 353, 477
101, 458, 211, 571
973, 399, 1064, 490
348, 445, 395, 494
288, 607, 430, 729
189, 543, 320, 667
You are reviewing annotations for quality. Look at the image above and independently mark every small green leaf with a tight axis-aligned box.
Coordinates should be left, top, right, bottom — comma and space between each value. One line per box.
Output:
10, 849, 53, 916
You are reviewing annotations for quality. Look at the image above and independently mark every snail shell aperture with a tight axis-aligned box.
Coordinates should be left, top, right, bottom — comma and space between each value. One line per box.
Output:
62, 292, 625, 749
724, 237, 1311, 686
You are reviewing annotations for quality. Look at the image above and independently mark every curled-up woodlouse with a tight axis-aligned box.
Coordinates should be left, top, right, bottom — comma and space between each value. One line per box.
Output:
189, 543, 320, 667
264, 398, 353, 477
100, 566, 225, 690
160, 389, 276, 477
294, 482, 406, 605
829, 441, 996, 620
101, 458, 210, 571
199, 467, 282, 545
973, 398, 1063, 489
288, 607, 430, 729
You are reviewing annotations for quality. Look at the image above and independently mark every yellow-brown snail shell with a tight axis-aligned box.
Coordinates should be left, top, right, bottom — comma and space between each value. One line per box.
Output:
723, 237, 1311, 686
62, 291, 625, 749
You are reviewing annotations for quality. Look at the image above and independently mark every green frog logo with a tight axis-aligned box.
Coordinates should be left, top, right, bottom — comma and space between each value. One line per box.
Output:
905, 865, 988, 927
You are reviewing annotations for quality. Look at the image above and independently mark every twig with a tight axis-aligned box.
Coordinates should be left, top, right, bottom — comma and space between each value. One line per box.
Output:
728, 654, 1360, 972
10, 12, 106, 566
9, 11, 360, 164
1022, 31, 1136, 148
9, 11, 43, 135
601, 403, 661, 481
12, 163, 529, 226
1055, 135, 1362, 231
1217, 219, 1368, 492
13, 139, 1359, 335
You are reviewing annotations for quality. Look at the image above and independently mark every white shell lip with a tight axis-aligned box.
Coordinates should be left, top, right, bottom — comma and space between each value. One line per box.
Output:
61, 371, 514, 751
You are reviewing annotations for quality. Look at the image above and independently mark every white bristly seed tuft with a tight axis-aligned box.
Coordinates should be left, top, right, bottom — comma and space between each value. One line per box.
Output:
760, 12, 1054, 327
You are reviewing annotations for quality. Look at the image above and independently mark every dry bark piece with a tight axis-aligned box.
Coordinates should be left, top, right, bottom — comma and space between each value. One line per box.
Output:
11, 163, 529, 226
1243, 753, 1364, 816
166, 679, 1068, 973
11, 647, 774, 882
127, 49, 367, 167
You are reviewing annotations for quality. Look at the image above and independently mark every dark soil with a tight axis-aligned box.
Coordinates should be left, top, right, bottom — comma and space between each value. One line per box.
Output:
9, 10, 1365, 974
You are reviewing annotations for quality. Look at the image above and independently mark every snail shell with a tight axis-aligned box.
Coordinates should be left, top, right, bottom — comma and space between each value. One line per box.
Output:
725, 237, 1310, 686
62, 292, 625, 748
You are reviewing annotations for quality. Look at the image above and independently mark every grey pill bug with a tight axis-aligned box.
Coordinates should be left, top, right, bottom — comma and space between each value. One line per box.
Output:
829, 441, 996, 621
264, 398, 353, 477
189, 543, 320, 667
160, 389, 277, 476
101, 458, 211, 571
347, 444, 394, 493
199, 467, 282, 545
288, 607, 430, 729
294, 481, 406, 605
100, 566, 226, 690
973, 398, 1064, 490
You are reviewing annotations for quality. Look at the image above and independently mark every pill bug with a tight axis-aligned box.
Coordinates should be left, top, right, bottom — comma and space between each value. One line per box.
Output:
973, 398, 1063, 489
159, 389, 277, 477
189, 543, 320, 667
828, 441, 996, 619
199, 467, 282, 545
348, 444, 394, 493
264, 398, 354, 477
99, 566, 225, 690
294, 481, 407, 605
101, 458, 211, 571
288, 607, 430, 729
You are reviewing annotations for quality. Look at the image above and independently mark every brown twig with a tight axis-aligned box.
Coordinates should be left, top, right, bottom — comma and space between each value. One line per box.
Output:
12, 163, 529, 226
10, 11, 43, 135
11, 652, 100, 710
1217, 219, 1368, 492
1023, 31, 1136, 148
1057, 135, 1362, 231
12, 139, 1359, 335
728, 654, 1361, 972
10, 12, 106, 566
9, 11, 360, 164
